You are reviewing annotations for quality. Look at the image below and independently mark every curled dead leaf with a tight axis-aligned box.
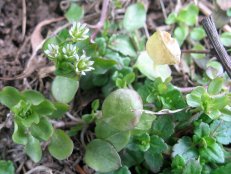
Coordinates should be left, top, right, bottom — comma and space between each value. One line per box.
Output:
146, 30, 181, 65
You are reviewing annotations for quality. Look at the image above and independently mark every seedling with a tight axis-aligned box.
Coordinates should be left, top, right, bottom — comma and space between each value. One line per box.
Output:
0, 87, 73, 162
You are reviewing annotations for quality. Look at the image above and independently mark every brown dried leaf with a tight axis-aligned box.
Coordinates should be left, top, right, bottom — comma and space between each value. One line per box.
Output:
31, 17, 64, 52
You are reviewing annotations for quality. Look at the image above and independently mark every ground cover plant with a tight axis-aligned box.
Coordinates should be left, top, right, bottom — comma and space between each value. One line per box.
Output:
1, 0, 231, 173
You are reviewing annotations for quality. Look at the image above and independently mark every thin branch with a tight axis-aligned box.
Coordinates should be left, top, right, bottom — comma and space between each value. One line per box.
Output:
181, 49, 210, 54
202, 16, 231, 78
89, 0, 110, 41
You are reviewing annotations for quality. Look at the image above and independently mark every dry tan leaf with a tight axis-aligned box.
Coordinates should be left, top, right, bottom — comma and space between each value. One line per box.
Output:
0, 17, 64, 80
31, 17, 64, 52
146, 30, 181, 65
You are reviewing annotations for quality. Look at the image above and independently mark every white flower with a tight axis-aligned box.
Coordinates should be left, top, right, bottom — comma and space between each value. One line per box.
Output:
75, 51, 94, 75
69, 22, 89, 41
62, 44, 77, 59
44, 44, 59, 59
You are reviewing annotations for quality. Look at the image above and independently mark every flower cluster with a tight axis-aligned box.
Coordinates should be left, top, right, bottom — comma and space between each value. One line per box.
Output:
44, 22, 94, 76
69, 22, 89, 41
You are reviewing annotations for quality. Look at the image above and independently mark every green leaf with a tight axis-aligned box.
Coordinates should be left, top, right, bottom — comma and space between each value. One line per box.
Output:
144, 151, 163, 173
48, 102, 69, 119
127, 133, 150, 152
84, 139, 121, 173
210, 120, 231, 145
212, 162, 231, 174
190, 27, 206, 41
12, 100, 39, 127
65, 3, 84, 22
227, 8, 231, 17
52, 76, 79, 103
206, 60, 224, 79
124, 72, 135, 85
95, 120, 130, 152
221, 32, 231, 47
42, 29, 69, 50
48, 129, 74, 160
116, 78, 126, 88
186, 86, 206, 107
207, 77, 224, 95
171, 155, 185, 169
91, 99, 100, 111
149, 135, 168, 154
121, 149, 144, 168
102, 89, 143, 131
93, 57, 117, 75
25, 135, 42, 162
199, 142, 224, 163
0, 160, 15, 174
109, 35, 136, 57
123, 3, 146, 31
0, 86, 22, 109
33, 99, 56, 116
191, 44, 206, 59
220, 106, 231, 121
208, 94, 229, 113
30, 117, 53, 141
151, 116, 174, 140
12, 120, 28, 145
22, 90, 45, 105
177, 4, 199, 26
135, 51, 171, 81
93, 74, 109, 87
174, 26, 189, 46
194, 122, 210, 139
165, 12, 177, 24
133, 112, 156, 133
172, 137, 198, 161
183, 159, 202, 174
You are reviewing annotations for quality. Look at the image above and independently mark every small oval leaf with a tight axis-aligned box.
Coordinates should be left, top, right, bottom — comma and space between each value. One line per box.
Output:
84, 139, 121, 173
25, 135, 42, 162
48, 129, 74, 160
22, 90, 45, 105
52, 76, 79, 103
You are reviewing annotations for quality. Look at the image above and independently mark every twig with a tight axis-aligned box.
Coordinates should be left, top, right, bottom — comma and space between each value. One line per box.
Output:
176, 86, 208, 93
176, 86, 196, 93
144, 24, 150, 38
133, 108, 186, 115
76, 164, 87, 174
202, 16, 231, 78
52, 120, 83, 128
181, 49, 210, 54
159, 0, 167, 20
198, 1, 231, 32
25, 166, 52, 174
89, 0, 110, 41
